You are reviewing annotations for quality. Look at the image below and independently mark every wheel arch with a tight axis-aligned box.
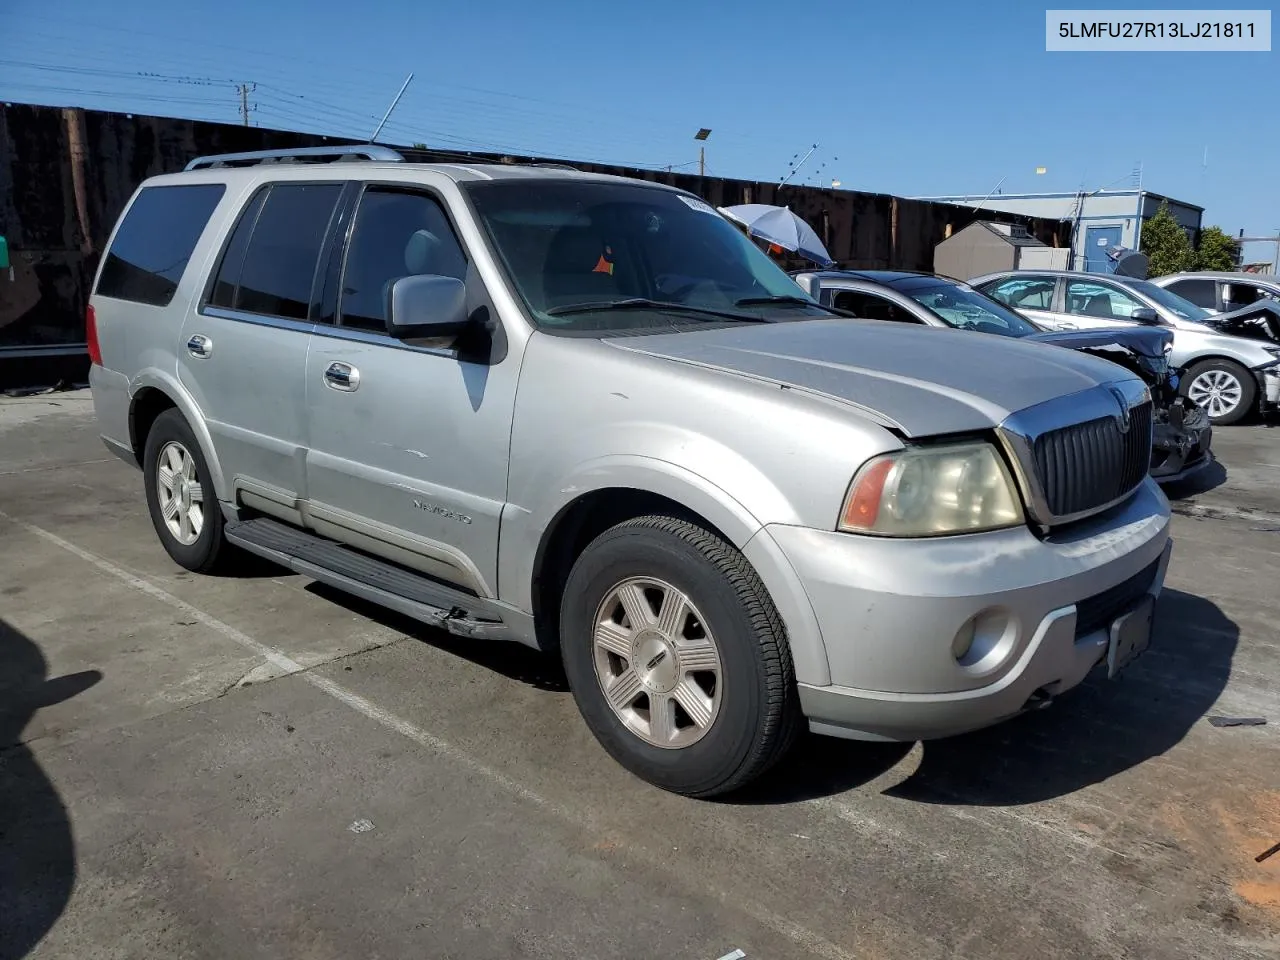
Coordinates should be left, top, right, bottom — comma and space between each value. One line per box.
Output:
522, 461, 829, 685
128, 370, 230, 501
1176, 352, 1256, 378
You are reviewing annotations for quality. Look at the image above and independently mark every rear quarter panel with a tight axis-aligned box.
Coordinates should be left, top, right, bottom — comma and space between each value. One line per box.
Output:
89, 173, 250, 496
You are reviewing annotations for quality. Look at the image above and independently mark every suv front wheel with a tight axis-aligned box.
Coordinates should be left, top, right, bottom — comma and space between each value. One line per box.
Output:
143, 408, 231, 573
560, 515, 801, 798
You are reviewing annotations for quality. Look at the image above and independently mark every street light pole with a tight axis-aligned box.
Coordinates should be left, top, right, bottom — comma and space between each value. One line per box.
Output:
694, 128, 711, 176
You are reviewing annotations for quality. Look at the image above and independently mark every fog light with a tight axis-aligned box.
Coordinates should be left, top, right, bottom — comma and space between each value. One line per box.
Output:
952, 609, 1015, 669
951, 621, 975, 661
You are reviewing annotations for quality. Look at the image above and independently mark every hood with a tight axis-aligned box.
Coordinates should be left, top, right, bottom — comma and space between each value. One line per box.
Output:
607, 318, 1137, 438
1199, 299, 1280, 344
1025, 325, 1173, 359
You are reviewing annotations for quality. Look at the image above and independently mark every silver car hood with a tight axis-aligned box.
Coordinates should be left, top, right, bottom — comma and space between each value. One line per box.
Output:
608, 318, 1132, 438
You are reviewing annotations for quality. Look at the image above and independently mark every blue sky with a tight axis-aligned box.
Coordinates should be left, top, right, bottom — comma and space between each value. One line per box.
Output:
5, 1, 1278, 261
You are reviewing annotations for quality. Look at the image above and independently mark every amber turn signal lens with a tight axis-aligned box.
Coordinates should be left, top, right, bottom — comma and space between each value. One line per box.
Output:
840, 457, 896, 530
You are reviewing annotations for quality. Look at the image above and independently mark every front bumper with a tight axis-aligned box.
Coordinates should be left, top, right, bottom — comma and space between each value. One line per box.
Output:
764, 479, 1172, 742
1150, 402, 1212, 483
1256, 365, 1280, 415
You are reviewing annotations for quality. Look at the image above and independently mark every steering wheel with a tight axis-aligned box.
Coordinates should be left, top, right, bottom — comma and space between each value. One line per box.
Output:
653, 274, 701, 300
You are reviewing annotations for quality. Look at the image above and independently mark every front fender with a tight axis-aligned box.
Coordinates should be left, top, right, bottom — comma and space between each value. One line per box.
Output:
129, 368, 230, 502
498, 453, 831, 686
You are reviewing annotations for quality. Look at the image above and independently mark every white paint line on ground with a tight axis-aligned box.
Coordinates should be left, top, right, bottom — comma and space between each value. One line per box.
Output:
0, 458, 115, 477
3, 511, 858, 960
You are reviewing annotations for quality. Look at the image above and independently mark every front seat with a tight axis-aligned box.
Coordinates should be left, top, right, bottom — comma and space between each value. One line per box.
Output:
1081, 294, 1114, 318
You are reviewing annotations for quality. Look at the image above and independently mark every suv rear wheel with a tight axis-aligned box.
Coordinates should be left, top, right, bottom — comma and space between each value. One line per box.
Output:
143, 409, 231, 573
559, 515, 801, 797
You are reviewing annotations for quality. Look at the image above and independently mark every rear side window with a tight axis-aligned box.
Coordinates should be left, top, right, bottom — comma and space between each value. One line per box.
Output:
208, 189, 267, 309
96, 183, 226, 306
1166, 277, 1216, 307
208, 183, 342, 321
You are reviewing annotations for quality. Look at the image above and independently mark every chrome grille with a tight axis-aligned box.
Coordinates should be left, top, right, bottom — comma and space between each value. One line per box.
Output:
1031, 400, 1152, 518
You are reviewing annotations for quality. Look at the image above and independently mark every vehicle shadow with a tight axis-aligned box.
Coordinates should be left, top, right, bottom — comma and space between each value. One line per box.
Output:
208, 548, 295, 580
731, 588, 1237, 807
0, 619, 101, 960
303, 582, 570, 693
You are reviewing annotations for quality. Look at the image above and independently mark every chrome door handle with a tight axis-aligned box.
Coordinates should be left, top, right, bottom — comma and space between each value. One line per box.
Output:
324, 361, 360, 392
187, 334, 213, 359
1058, 321, 1078, 329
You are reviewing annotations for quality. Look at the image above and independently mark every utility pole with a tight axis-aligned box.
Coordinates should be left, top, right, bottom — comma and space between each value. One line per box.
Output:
237, 83, 257, 126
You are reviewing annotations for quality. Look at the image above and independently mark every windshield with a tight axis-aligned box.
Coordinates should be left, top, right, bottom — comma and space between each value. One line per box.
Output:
905, 283, 1043, 337
463, 179, 834, 331
1122, 279, 1212, 323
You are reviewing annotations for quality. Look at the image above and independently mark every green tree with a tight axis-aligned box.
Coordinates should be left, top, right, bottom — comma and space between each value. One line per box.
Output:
1193, 225, 1239, 271
1140, 200, 1194, 277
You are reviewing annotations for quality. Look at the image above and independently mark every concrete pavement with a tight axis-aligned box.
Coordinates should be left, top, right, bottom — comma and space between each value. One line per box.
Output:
1, 391, 1277, 960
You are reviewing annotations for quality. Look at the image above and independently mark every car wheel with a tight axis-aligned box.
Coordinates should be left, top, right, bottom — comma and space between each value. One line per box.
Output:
1182, 359, 1256, 425
559, 515, 801, 798
142, 409, 231, 573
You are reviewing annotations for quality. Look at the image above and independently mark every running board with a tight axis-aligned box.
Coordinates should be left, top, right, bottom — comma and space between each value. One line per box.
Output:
225, 517, 511, 640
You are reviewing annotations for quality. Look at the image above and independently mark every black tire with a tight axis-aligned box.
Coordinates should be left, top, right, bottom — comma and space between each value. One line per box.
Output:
142, 408, 232, 573
1180, 358, 1256, 426
559, 515, 802, 798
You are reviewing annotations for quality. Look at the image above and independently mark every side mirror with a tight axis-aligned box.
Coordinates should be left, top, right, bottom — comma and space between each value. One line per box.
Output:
792, 273, 821, 298
388, 274, 469, 340
1130, 307, 1158, 324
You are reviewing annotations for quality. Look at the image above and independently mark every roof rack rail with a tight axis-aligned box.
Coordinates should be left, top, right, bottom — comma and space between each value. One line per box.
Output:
184, 144, 404, 171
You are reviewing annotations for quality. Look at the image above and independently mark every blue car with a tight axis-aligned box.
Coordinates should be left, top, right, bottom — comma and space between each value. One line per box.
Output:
792, 269, 1213, 484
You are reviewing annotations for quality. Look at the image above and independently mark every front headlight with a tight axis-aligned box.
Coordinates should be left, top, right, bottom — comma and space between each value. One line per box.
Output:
838, 442, 1024, 537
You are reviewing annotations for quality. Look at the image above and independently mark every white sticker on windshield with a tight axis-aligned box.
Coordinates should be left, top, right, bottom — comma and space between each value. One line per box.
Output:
678, 195, 718, 215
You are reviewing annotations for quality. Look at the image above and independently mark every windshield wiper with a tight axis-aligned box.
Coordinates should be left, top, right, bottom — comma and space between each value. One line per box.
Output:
733, 295, 814, 307
734, 294, 855, 318
545, 298, 764, 322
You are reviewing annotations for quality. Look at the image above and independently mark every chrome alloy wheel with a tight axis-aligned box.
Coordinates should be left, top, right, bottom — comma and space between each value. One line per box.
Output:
592, 577, 723, 749
155, 440, 205, 546
1187, 369, 1244, 420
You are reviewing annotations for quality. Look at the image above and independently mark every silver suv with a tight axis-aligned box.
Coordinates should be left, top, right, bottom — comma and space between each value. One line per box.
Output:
88, 145, 1173, 797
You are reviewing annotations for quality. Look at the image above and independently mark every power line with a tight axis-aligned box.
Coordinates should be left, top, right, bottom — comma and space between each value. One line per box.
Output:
0, 45, 799, 180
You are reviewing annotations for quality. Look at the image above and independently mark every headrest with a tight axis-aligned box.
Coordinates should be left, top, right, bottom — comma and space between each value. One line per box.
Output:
405, 229, 442, 275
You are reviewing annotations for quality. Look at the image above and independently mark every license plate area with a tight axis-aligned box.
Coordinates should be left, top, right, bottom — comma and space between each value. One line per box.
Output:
1107, 593, 1155, 678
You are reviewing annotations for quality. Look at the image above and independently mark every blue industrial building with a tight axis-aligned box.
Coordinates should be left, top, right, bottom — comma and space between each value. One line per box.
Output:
919, 189, 1204, 273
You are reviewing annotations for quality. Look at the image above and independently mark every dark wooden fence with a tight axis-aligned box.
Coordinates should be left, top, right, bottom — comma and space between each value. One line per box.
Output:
0, 103, 1070, 363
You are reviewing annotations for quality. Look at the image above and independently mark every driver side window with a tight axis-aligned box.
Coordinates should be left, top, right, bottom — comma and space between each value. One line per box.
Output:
833, 290, 922, 324
1222, 282, 1268, 310
340, 189, 468, 333
1064, 280, 1144, 321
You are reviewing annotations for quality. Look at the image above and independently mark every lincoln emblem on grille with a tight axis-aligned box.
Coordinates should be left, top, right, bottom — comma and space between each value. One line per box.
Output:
1108, 386, 1132, 432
